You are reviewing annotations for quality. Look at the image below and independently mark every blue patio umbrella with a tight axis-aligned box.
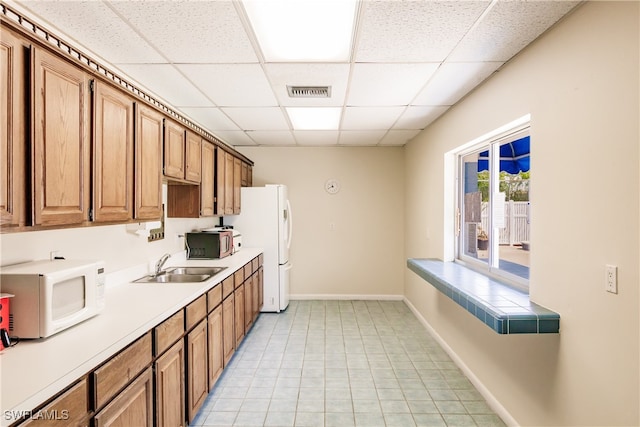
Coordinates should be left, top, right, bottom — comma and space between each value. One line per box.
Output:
478, 136, 530, 174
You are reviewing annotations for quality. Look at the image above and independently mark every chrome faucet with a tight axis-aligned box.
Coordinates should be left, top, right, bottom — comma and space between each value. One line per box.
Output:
155, 253, 171, 276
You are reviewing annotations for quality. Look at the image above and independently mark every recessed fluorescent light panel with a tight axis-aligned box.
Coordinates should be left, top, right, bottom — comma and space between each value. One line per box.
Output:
242, 0, 357, 62
286, 107, 342, 130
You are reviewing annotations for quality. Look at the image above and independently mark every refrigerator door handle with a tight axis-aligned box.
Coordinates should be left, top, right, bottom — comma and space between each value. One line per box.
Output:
286, 199, 293, 249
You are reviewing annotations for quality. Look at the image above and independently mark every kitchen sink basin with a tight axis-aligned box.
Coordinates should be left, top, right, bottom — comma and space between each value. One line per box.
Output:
133, 266, 227, 283
165, 266, 227, 276
134, 273, 211, 283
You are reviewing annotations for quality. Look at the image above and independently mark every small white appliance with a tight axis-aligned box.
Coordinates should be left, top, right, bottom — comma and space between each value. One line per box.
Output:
226, 184, 292, 312
0, 259, 106, 338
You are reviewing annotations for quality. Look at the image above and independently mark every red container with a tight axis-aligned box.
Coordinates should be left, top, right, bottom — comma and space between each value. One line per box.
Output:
0, 293, 13, 350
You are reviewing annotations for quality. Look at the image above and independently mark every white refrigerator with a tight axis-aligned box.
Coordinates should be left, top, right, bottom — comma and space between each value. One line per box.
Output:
226, 184, 292, 312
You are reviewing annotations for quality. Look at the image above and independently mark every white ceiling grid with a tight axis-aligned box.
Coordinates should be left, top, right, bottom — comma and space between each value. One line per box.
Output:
13, 0, 581, 147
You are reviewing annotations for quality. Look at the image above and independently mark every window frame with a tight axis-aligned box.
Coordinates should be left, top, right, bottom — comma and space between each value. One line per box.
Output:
454, 121, 531, 291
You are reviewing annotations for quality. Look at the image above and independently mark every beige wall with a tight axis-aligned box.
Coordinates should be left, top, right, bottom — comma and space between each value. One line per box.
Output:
236, 146, 405, 298
404, 2, 639, 426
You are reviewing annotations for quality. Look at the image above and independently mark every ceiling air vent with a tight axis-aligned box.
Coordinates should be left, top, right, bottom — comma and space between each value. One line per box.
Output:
287, 86, 331, 98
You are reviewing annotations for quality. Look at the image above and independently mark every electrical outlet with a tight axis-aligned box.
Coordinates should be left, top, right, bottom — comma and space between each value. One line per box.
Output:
605, 264, 618, 294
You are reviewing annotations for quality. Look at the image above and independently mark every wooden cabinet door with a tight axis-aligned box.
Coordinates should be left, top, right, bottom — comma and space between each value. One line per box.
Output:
244, 275, 253, 332
186, 320, 208, 423
222, 293, 235, 366
200, 141, 214, 217
207, 304, 223, 390
155, 340, 185, 427
233, 157, 242, 214
164, 119, 185, 180
258, 266, 264, 311
185, 131, 201, 183
0, 28, 27, 228
224, 152, 234, 215
92, 81, 134, 222
32, 47, 90, 226
94, 368, 153, 427
241, 162, 249, 187
234, 284, 245, 347
214, 147, 226, 216
135, 104, 163, 220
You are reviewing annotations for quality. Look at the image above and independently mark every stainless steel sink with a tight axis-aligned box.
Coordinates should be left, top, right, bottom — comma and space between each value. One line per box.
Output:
133, 266, 227, 283
134, 273, 211, 283
165, 266, 227, 276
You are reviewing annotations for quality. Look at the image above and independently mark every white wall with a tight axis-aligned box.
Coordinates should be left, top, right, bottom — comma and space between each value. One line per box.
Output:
404, 2, 639, 426
236, 146, 405, 299
0, 184, 218, 274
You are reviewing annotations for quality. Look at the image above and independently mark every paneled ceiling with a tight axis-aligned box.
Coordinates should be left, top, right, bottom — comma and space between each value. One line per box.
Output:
10, 0, 580, 147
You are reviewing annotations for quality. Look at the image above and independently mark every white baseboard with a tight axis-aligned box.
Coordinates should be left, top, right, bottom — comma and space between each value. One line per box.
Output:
402, 297, 519, 427
289, 294, 404, 301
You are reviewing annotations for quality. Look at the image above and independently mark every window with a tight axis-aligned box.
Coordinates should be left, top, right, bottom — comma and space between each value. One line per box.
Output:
456, 124, 530, 288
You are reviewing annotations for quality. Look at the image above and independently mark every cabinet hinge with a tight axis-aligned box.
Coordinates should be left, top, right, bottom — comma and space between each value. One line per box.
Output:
89, 80, 95, 92
89, 209, 94, 221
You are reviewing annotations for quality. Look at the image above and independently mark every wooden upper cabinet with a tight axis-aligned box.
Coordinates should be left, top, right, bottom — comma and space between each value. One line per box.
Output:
32, 47, 90, 226
0, 28, 27, 228
224, 151, 234, 215
214, 147, 226, 216
163, 119, 185, 180
92, 81, 134, 223
185, 131, 201, 183
200, 141, 215, 217
135, 104, 163, 220
233, 157, 241, 214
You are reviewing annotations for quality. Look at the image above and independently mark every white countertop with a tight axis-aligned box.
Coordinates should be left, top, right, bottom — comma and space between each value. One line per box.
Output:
0, 248, 262, 426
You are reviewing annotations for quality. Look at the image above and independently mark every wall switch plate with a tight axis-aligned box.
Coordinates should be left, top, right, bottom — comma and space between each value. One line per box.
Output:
605, 264, 618, 294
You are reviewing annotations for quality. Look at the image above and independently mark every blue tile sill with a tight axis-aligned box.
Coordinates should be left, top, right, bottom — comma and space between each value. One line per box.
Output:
407, 258, 560, 334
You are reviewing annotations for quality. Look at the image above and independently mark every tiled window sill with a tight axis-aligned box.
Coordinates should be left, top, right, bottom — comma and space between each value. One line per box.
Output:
407, 258, 560, 334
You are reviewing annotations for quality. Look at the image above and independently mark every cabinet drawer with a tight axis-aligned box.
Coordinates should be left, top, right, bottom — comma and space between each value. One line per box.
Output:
207, 284, 222, 311
22, 378, 89, 427
243, 263, 252, 279
258, 253, 263, 266
93, 333, 152, 409
234, 269, 244, 289
222, 276, 234, 300
94, 367, 153, 427
186, 295, 207, 331
154, 309, 185, 356
251, 257, 259, 274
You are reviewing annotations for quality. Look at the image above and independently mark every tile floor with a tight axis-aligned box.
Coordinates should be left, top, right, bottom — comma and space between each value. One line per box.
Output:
190, 300, 506, 427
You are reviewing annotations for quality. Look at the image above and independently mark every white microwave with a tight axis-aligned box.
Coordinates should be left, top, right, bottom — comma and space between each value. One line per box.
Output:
0, 259, 106, 339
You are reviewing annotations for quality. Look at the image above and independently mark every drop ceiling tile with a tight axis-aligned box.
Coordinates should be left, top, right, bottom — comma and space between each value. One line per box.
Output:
355, 1, 490, 62
17, 1, 164, 63
338, 131, 387, 146
264, 63, 350, 107
394, 106, 449, 130
108, 0, 258, 63
342, 107, 406, 130
247, 131, 297, 146
449, 1, 581, 62
177, 107, 241, 132
379, 130, 421, 146
214, 131, 256, 147
347, 63, 439, 106
115, 64, 212, 107
412, 62, 502, 106
178, 64, 278, 107
293, 131, 339, 146
221, 107, 289, 131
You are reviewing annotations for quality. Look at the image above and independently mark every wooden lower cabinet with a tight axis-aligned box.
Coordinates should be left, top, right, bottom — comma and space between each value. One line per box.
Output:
186, 319, 208, 423
234, 284, 245, 348
222, 294, 235, 366
244, 274, 253, 333
93, 368, 153, 427
155, 340, 185, 427
207, 304, 224, 390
